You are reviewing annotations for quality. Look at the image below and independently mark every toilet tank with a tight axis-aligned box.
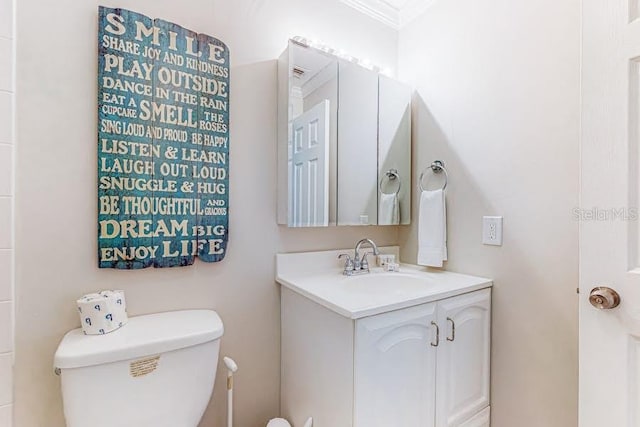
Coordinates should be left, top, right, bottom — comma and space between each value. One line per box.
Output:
54, 310, 224, 427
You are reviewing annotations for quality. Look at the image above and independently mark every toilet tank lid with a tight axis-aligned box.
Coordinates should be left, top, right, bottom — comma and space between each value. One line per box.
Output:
54, 310, 224, 369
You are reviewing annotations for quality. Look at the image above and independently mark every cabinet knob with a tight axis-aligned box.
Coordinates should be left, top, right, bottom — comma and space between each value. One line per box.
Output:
589, 287, 621, 310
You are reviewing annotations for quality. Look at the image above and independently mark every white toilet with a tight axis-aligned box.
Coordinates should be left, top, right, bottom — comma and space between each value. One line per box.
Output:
54, 310, 224, 427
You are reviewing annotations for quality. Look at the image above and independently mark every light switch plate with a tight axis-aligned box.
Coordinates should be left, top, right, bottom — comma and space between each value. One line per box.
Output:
482, 216, 503, 246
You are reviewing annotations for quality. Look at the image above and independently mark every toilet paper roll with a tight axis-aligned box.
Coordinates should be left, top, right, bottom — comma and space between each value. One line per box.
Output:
77, 290, 128, 335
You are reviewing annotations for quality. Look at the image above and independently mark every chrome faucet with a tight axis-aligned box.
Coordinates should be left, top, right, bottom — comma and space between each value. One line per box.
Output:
355, 238, 380, 272
339, 238, 380, 276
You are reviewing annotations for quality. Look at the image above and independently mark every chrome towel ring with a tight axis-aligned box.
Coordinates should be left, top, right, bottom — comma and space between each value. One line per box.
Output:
379, 169, 401, 195
419, 160, 448, 192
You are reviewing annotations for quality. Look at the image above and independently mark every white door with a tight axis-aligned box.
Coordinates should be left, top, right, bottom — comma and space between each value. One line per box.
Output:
436, 290, 491, 427
581, 1, 640, 426
354, 303, 438, 427
290, 100, 330, 227
458, 408, 490, 427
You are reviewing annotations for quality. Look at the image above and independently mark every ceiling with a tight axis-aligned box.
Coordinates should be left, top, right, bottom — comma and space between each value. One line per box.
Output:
384, 0, 413, 8
340, 0, 434, 30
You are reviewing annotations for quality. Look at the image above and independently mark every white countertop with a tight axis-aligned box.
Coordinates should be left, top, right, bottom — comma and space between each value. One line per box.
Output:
276, 249, 492, 319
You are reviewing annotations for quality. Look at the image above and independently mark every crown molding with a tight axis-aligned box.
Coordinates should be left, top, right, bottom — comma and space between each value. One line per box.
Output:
399, 0, 436, 27
341, 0, 400, 29
340, 0, 435, 30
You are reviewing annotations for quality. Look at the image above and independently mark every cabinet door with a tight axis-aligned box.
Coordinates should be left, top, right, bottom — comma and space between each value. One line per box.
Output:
354, 303, 438, 427
436, 289, 491, 427
337, 60, 379, 225
378, 75, 411, 225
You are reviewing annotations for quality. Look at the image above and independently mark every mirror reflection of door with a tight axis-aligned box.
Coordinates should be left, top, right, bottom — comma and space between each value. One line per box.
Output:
289, 100, 330, 227
287, 43, 338, 227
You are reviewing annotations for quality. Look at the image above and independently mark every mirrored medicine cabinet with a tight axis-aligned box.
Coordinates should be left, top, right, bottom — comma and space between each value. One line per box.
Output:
277, 39, 412, 228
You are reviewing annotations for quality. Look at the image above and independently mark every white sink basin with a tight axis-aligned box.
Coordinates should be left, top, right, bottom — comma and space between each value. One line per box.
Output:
343, 272, 432, 294
276, 249, 492, 319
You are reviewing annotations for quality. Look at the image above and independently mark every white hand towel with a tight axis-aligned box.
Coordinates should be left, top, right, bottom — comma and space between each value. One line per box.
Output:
418, 189, 447, 267
379, 193, 400, 225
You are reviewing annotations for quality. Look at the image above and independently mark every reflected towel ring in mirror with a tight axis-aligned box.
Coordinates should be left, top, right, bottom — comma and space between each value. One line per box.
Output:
379, 169, 401, 195
419, 160, 448, 191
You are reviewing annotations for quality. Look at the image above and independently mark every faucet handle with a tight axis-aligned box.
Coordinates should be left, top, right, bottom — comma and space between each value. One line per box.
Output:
360, 252, 373, 271
338, 254, 355, 275
338, 253, 352, 261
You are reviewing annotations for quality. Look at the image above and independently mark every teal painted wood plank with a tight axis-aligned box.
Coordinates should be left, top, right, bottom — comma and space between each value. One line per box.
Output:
196, 32, 230, 263
97, 7, 230, 269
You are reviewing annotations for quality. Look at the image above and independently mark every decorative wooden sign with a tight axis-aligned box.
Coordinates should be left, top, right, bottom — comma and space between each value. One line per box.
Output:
97, 7, 230, 269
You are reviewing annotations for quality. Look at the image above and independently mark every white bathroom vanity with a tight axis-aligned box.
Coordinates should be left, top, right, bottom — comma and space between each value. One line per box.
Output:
276, 248, 492, 427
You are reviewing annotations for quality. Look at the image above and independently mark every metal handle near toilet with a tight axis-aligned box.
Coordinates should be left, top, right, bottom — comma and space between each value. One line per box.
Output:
224, 357, 238, 427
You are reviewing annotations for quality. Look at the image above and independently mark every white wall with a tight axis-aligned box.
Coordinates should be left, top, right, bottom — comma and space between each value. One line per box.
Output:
0, 0, 13, 424
398, 1, 580, 426
13, 1, 398, 427
209, 0, 398, 73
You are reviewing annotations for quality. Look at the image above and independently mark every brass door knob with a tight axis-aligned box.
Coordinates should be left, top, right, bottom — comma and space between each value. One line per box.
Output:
589, 287, 621, 310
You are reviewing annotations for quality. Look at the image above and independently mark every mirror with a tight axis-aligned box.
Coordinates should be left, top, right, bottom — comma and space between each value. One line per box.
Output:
278, 42, 338, 227
277, 40, 411, 227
